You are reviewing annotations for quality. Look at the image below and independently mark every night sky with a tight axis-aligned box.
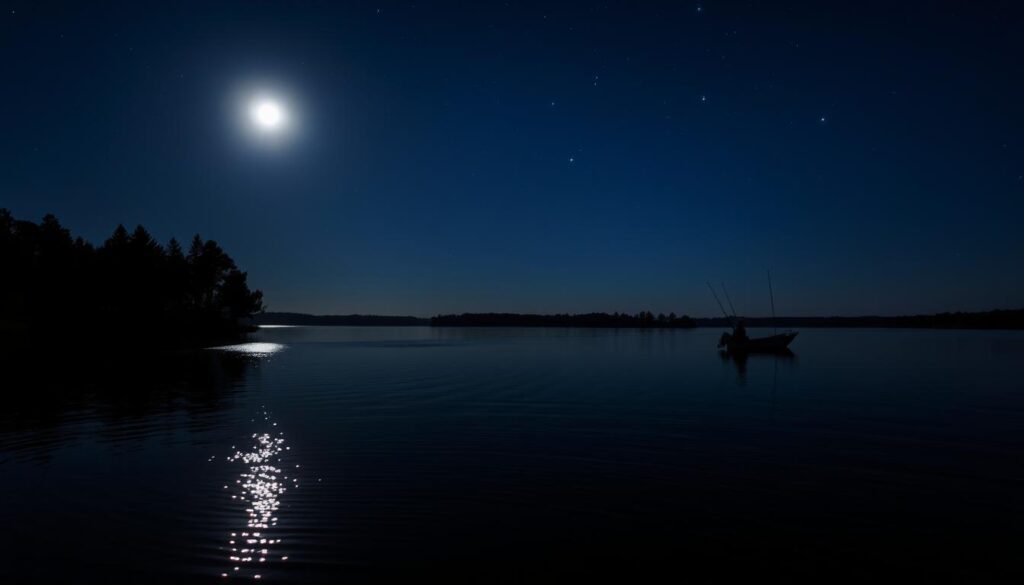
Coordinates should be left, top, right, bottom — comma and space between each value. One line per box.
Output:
3, 1, 1022, 316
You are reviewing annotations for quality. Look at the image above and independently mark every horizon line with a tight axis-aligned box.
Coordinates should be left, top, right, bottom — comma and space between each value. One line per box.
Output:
257, 307, 1024, 320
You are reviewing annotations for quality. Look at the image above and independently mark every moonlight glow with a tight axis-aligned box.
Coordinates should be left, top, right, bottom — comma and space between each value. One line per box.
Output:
250, 99, 286, 131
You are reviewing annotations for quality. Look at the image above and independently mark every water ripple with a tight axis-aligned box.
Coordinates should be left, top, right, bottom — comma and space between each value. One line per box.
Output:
210, 342, 286, 357
219, 407, 297, 580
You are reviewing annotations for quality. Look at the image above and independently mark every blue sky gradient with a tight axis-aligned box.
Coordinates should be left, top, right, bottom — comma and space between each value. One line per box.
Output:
3, 1, 1022, 316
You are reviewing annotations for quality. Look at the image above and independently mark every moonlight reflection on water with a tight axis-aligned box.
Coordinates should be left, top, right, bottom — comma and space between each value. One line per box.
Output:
221, 407, 296, 580
211, 343, 286, 357
4, 327, 1023, 582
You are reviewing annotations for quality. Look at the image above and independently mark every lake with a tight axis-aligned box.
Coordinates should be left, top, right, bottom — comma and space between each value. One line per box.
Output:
2, 326, 1023, 583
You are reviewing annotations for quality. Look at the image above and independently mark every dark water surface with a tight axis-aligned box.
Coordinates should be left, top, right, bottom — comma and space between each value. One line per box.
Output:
2, 327, 1023, 583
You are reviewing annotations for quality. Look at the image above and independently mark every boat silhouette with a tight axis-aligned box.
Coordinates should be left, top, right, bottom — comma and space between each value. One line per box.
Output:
717, 330, 798, 353
708, 273, 799, 354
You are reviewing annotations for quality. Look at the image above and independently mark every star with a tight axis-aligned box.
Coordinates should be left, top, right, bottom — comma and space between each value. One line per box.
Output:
569, 157, 575, 163
700, 95, 707, 103
819, 116, 827, 123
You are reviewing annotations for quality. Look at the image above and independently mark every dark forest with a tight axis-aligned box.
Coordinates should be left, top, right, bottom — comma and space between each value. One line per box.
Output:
0, 209, 264, 347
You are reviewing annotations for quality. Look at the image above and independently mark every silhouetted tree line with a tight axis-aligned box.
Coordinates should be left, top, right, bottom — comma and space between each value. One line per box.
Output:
0, 209, 264, 346
697, 310, 1024, 330
430, 312, 697, 328
254, 312, 428, 326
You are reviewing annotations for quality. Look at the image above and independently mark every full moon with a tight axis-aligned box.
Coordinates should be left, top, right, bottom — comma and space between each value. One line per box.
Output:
250, 99, 285, 130
234, 86, 299, 147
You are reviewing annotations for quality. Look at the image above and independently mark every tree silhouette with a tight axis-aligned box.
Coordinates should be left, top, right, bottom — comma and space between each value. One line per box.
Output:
0, 209, 264, 347
430, 312, 698, 328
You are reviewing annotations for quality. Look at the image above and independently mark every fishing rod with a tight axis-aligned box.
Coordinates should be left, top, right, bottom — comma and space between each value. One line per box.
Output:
767, 269, 777, 335
706, 281, 731, 321
721, 281, 738, 319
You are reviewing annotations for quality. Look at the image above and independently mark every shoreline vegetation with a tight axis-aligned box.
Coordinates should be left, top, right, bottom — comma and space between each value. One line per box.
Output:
256, 310, 1024, 330
694, 310, 1024, 330
4, 209, 1021, 350
1, 210, 264, 349
431, 312, 698, 328
253, 312, 428, 326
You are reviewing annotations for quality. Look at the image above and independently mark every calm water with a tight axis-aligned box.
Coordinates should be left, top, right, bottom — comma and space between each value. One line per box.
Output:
2, 326, 1023, 583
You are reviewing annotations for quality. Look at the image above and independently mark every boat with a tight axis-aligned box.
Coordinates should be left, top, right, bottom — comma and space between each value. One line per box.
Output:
707, 274, 799, 354
717, 330, 798, 353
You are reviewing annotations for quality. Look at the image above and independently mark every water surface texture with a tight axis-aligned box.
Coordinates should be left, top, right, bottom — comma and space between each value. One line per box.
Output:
2, 327, 1023, 583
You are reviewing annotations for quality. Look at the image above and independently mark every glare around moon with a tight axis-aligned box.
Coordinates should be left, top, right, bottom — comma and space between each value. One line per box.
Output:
250, 99, 285, 130
233, 86, 299, 148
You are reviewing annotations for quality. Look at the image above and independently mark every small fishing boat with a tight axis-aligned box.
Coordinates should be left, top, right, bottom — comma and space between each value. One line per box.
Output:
707, 272, 799, 354
717, 330, 797, 353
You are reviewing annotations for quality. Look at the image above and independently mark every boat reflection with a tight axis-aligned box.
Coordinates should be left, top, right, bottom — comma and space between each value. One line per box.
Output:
720, 348, 796, 385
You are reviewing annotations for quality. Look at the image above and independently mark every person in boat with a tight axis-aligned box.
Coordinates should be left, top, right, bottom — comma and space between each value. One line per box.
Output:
732, 320, 748, 344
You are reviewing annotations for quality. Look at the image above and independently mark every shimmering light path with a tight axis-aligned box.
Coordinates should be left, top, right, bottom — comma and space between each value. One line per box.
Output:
4, 327, 1024, 583
211, 342, 286, 357
221, 407, 297, 580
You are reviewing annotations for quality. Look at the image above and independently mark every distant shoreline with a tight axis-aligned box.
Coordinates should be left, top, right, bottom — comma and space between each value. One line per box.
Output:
252, 312, 429, 326
253, 309, 1024, 330
694, 310, 1024, 330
